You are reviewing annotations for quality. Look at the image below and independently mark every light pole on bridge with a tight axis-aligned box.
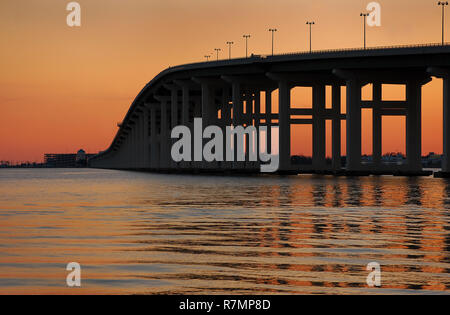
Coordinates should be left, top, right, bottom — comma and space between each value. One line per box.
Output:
243, 34, 251, 58
438, 2, 449, 45
360, 12, 369, 49
269, 28, 277, 56
226, 41, 234, 60
306, 21, 315, 53
214, 48, 221, 61
204, 55, 211, 62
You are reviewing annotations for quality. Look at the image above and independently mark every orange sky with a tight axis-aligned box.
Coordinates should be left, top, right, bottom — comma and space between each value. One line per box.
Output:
0, 0, 447, 162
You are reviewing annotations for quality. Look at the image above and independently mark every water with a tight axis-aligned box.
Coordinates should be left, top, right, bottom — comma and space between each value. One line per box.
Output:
0, 168, 449, 295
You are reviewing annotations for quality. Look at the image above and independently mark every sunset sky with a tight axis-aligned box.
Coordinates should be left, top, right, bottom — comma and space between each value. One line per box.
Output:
0, 0, 448, 162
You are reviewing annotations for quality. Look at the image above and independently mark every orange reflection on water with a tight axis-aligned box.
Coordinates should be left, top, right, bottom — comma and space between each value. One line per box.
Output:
0, 169, 449, 294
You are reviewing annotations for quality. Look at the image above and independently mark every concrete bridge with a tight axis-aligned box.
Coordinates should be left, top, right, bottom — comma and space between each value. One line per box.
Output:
89, 43, 450, 177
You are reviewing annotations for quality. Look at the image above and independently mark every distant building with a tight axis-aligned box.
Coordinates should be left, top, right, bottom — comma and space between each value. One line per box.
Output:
422, 152, 442, 168
44, 149, 95, 168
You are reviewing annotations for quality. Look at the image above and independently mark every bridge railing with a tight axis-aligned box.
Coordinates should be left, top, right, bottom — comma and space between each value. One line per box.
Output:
262, 42, 450, 58
172, 42, 450, 70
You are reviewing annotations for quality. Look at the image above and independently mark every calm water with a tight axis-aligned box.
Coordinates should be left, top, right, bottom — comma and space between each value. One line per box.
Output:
0, 168, 449, 295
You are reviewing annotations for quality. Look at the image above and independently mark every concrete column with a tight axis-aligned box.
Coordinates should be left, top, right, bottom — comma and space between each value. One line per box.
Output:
150, 106, 157, 169
201, 83, 217, 169
313, 84, 326, 169
139, 112, 145, 169
128, 132, 132, 168
171, 89, 179, 128
332, 84, 342, 170
137, 118, 141, 168
171, 89, 179, 169
143, 108, 150, 169
222, 87, 231, 169
244, 90, 252, 163
232, 82, 242, 168
202, 84, 214, 125
136, 114, 141, 169
406, 80, 422, 171
245, 91, 253, 125
278, 81, 291, 171
160, 100, 168, 169
444, 78, 450, 172
194, 97, 202, 118
222, 88, 231, 125
346, 79, 362, 171
254, 91, 261, 165
372, 83, 382, 167
132, 126, 136, 169
180, 86, 191, 169
265, 90, 272, 154
182, 86, 189, 125
232, 83, 242, 126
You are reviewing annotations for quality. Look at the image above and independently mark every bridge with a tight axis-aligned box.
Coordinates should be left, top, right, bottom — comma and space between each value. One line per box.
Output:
89, 43, 450, 177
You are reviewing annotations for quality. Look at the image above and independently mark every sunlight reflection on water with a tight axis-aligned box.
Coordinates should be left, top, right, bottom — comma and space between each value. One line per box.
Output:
0, 169, 449, 294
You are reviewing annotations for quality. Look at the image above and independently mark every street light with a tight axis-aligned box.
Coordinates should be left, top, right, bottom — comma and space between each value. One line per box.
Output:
360, 12, 369, 49
269, 28, 277, 56
226, 41, 234, 60
243, 34, 251, 58
306, 21, 315, 53
214, 48, 221, 61
204, 55, 211, 61
438, 2, 449, 45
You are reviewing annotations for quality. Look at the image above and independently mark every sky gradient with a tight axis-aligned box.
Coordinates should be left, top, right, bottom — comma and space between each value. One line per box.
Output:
0, 0, 447, 162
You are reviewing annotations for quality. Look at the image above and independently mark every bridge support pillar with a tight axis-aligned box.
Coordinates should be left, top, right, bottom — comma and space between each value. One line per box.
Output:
132, 123, 137, 169
243, 90, 252, 164
201, 83, 215, 126
427, 67, 450, 176
346, 79, 362, 171
149, 105, 158, 169
406, 80, 422, 172
265, 89, 273, 157
160, 99, 169, 170
232, 82, 242, 169
278, 81, 291, 172
170, 88, 179, 169
220, 87, 231, 170
140, 109, 147, 169
313, 84, 326, 170
138, 116, 142, 169
174, 80, 197, 170
254, 90, 261, 169
332, 84, 342, 170
200, 83, 216, 169
372, 83, 382, 168
444, 78, 450, 173
245, 91, 252, 125
181, 86, 190, 126
178, 86, 188, 169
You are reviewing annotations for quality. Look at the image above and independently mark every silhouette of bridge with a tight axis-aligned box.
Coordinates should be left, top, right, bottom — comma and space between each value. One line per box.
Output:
89, 43, 450, 177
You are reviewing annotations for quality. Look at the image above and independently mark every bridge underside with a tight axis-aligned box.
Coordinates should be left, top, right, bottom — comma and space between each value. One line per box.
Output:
89, 46, 450, 177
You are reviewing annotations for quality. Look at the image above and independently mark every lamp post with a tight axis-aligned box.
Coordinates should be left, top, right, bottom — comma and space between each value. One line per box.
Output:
438, 2, 449, 45
306, 21, 315, 53
226, 41, 234, 60
360, 12, 369, 49
269, 28, 277, 56
243, 34, 251, 58
214, 48, 221, 61
204, 55, 211, 61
